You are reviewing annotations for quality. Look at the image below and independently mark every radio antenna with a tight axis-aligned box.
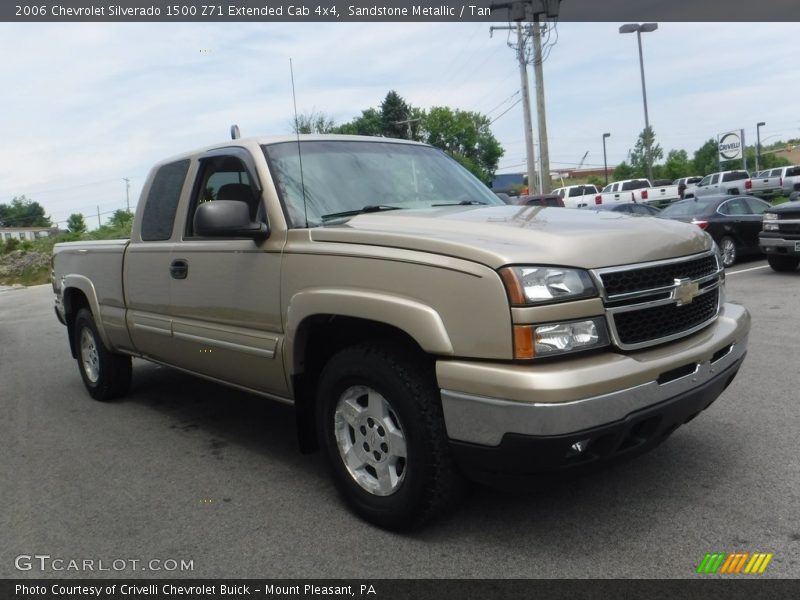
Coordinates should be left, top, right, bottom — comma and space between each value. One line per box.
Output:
289, 58, 309, 228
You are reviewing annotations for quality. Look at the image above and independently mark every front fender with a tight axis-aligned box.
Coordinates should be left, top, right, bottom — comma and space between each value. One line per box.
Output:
284, 288, 454, 377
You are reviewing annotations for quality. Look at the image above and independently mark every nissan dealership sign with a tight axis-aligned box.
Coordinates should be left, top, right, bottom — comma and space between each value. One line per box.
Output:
718, 130, 745, 161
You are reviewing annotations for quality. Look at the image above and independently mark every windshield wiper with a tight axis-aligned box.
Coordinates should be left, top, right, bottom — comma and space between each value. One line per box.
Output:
431, 200, 487, 206
321, 205, 403, 222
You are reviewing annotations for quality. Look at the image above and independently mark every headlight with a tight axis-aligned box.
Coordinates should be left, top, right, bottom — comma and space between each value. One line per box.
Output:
763, 212, 778, 221
513, 318, 610, 359
500, 266, 597, 305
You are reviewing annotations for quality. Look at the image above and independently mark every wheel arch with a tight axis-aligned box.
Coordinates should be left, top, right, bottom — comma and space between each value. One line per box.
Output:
62, 277, 109, 358
289, 310, 439, 454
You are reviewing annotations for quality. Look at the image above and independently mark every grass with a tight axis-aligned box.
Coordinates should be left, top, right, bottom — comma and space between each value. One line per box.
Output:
0, 265, 50, 287
0, 223, 131, 286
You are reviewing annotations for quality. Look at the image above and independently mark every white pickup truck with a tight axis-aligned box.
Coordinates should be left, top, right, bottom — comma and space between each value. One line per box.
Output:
551, 184, 601, 209
595, 179, 681, 207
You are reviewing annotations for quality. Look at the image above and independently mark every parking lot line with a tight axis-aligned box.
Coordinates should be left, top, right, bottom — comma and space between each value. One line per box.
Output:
727, 264, 770, 275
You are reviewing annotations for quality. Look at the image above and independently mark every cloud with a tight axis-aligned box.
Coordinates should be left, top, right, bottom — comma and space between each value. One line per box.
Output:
0, 21, 796, 225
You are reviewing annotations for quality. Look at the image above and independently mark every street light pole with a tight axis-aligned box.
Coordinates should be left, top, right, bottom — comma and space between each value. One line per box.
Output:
602, 133, 611, 185
756, 121, 766, 173
620, 23, 658, 182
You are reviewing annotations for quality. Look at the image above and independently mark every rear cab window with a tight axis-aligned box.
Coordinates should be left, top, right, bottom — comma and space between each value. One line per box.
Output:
722, 171, 748, 182
140, 159, 191, 241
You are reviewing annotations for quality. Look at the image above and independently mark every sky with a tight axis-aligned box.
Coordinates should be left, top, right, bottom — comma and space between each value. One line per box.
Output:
0, 21, 797, 228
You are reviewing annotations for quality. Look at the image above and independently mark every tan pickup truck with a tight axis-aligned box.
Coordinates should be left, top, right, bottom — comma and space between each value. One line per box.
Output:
53, 135, 750, 530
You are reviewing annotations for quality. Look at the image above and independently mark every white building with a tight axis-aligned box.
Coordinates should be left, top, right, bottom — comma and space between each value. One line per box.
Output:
0, 227, 59, 242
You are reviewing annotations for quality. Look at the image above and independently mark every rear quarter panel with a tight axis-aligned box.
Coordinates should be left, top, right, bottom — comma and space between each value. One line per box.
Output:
53, 239, 131, 350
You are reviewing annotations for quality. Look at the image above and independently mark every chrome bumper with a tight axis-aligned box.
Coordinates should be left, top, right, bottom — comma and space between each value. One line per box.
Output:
439, 302, 750, 446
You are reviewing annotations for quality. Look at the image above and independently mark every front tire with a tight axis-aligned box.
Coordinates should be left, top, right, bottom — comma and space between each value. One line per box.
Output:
316, 341, 463, 530
767, 255, 800, 272
74, 309, 132, 401
719, 236, 737, 268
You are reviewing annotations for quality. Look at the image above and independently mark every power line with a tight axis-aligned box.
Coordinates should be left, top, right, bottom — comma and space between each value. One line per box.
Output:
489, 98, 523, 125
484, 90, 520, 116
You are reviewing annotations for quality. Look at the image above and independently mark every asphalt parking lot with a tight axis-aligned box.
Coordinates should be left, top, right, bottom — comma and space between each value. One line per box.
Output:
1, 260, 798, 579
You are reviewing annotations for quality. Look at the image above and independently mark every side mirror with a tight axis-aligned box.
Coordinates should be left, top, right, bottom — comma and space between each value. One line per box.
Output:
194, 201, 269, 239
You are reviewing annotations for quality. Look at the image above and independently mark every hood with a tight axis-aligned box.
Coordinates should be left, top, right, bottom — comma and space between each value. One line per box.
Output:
309, 205, 712, 270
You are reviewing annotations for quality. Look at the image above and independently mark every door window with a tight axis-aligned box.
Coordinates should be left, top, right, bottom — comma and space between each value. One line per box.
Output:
186, 156, 260, 236
717, 198, 749, 216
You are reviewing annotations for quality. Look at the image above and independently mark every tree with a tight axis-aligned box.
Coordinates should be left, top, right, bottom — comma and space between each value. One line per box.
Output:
332, 91, 504, 184
332, 107, 383, 136
612, 160, 635, 181
692, 139, 719, 176
0, 195, 51, 227
419, 107, 504, 184
749, 147, 789, 171
586, 175, 605, 188
67, 213, 87, 234
627, 126, 663, 179
381, 90, 412, 139
292, 110, 337, 134
107, 209, 133, 230
661, 149, 691, 181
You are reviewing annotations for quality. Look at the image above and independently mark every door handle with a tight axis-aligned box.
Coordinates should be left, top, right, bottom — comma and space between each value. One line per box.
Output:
170, 259, 188, 280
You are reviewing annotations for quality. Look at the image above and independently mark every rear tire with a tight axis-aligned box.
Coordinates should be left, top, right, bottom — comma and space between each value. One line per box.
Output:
719, 236, 737, 268
74, 309, 132, 401
316, 341, 463, 530
767, 255, 800, 272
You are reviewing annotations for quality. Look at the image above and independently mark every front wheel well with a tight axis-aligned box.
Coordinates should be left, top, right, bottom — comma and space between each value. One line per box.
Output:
292, 315, 432, 454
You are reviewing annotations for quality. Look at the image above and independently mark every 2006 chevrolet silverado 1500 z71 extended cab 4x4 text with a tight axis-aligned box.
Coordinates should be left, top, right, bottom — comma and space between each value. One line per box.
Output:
53, 135, 750, 530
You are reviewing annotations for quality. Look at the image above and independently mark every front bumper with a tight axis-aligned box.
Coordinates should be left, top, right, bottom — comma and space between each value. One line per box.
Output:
438, 302, 749, 479
759, 235, 800, 256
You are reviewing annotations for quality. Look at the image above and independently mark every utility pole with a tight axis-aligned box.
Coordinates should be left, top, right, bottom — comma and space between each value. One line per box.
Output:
516, 23, 537, 194
532, 20, 551, 193
391, 118, 421, 140
490, 21, 537, 194
96, 206, 101, 228
123, 177, 131, 212
491, 1, 561, 195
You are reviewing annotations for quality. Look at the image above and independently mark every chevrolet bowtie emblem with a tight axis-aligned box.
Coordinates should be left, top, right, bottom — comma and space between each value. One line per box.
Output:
672, 278, 700, 306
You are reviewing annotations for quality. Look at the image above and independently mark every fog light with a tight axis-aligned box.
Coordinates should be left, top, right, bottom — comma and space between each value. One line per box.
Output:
566, 438, 591, 457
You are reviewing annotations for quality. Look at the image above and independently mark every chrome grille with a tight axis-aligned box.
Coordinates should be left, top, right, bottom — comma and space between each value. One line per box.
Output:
778, 223, 800, 235
593, 252, 722, 350
613, 288, 719, 345
600, 254, 717, 297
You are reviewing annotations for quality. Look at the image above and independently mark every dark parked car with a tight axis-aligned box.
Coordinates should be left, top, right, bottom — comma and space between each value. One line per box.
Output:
659, 195, 771, 267
511, 194, 565, 207
585, 202, 661, 216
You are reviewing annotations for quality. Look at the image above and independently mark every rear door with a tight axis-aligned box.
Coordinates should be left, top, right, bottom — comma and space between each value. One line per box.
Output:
717, 196, 762, 250
125, 158, 193, 357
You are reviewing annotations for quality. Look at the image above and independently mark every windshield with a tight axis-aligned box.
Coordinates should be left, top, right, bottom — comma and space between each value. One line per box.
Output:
660, 199, 714, 217
263, 140, 503, 227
